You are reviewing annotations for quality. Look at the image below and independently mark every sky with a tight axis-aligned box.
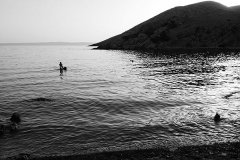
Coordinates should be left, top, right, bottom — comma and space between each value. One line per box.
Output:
0, 0, 239, 43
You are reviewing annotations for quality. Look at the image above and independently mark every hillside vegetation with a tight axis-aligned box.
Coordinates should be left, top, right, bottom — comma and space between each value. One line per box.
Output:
92, 1, 240, 50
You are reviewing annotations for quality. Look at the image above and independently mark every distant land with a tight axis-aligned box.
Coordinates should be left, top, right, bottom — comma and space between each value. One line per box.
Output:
0, 42, 93, 46
92, 1, 240, 50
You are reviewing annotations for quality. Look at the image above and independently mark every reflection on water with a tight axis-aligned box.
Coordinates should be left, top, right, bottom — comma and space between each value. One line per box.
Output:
1, 45, 240, 158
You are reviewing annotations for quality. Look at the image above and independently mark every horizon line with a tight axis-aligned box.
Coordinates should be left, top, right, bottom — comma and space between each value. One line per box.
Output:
0, 42, 94, 44
0, 42, 95, 46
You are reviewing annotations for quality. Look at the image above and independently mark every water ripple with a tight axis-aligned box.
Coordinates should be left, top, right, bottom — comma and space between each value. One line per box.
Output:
1, 45, 240, 158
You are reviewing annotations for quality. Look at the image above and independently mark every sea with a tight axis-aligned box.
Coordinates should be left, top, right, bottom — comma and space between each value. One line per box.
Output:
1, 43, 240, 158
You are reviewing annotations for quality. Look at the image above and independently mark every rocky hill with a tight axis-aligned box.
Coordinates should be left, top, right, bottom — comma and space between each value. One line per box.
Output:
92, 1, 240, 50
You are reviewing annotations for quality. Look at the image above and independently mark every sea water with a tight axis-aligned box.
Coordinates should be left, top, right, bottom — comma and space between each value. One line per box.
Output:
1, 44, 240, 158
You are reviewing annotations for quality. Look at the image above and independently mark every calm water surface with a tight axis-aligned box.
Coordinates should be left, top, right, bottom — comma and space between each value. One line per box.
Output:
1, 44, 240, 158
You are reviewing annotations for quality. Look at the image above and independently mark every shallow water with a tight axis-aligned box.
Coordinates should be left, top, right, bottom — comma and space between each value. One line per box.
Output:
1, 44, 240, 158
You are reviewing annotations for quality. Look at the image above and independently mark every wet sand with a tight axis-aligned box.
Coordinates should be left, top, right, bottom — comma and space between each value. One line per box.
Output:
6, 141, 240, 160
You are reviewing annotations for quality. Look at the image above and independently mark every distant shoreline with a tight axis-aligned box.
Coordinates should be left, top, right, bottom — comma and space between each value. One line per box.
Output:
0, 42, 94, 46
91, 47, 240, 54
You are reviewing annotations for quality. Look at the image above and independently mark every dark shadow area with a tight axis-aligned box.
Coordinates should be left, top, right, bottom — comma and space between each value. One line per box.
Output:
26, 97, 53, 102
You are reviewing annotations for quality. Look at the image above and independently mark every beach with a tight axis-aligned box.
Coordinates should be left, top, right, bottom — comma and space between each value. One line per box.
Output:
5, 141, 240, 160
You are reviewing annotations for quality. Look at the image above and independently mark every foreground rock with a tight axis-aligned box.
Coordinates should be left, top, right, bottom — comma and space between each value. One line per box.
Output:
0, 113, 21, 134
92, 1, 240, 50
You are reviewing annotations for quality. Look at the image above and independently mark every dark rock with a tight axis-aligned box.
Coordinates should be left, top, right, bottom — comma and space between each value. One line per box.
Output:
10, 113, 21, 123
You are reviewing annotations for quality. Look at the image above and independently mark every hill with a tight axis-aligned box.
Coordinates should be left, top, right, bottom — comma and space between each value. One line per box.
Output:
92, 1, 240, 50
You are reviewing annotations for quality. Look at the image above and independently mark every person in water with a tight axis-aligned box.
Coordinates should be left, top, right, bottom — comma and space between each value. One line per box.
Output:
59, 62, 63, 70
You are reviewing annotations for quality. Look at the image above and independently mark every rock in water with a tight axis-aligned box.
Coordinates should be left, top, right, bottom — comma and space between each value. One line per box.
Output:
10, 113, 21, 123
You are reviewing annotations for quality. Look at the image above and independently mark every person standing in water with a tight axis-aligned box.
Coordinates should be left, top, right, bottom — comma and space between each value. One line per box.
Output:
59, 62, 63, 75
59, 62, 63, 70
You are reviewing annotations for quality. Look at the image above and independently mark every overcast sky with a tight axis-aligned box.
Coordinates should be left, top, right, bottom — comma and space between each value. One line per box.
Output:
0, 0, 239, 43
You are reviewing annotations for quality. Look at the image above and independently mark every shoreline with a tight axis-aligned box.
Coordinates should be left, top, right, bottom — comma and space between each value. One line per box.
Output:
6, 141, 240, 160
91, 47, 240, 55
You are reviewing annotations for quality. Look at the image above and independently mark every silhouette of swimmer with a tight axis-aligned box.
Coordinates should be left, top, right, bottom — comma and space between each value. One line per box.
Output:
60, 68, 63, 74
59, 62, 67, 71
0, 113, 21, 134
59, 62, 63, 70
214, 113, 220, 122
